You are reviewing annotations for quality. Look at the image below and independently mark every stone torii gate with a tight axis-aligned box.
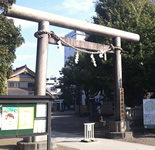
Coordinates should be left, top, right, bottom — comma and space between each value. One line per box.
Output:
6, 3, 140, 147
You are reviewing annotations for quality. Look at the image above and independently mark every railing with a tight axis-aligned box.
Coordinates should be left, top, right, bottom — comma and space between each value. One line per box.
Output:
126, 106, 143, 126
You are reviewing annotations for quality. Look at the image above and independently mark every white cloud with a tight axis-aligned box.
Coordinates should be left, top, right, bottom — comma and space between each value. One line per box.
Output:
47, 0, 94, 17
62, 0, 93, 11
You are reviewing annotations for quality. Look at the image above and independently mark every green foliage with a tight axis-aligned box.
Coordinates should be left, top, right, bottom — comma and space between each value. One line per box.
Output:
61, 0, 155, 106
93, 0, 155, 105
0, 0, 24, 95
60, 52, 113, 105
0, 0, 16, 13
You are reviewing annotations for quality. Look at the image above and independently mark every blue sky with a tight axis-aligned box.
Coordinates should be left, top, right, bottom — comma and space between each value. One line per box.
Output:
11, 0, 96, 77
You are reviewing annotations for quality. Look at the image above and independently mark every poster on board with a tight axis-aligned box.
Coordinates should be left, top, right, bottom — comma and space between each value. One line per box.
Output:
36, 104, 47, 117
143, 99, 155, 128
33, 119, 46, 133
1, 107, 19, 130
18, 107, 34, 129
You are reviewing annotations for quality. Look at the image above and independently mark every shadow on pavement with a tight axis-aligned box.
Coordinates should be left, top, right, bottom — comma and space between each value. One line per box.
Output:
51, 111, 110, 138
51, 110, 155, 146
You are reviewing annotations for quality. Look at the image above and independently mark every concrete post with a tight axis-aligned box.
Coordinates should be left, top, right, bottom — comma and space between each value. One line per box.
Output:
60, 102, 63, 112
21, 20, 50, 147
113, 37, 122, 121
35, 21, 49, 95
33, 21, 49, 143
106, 37, 131, 139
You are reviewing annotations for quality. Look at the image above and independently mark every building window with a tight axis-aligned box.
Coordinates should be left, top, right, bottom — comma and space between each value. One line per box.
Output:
8, 82, 19, 88
8, 82, 32, 88
19, 82, 28, 88
28, 83, 35, 88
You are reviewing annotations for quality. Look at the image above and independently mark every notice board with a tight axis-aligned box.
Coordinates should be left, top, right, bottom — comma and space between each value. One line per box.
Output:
0, 96, 51, 138
143, 99, 155, 129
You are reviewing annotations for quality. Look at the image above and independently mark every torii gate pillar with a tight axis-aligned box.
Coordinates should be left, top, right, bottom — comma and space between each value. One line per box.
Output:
35, 21, 49, 95
107, 37, 132, 138
113, 37, 122, 121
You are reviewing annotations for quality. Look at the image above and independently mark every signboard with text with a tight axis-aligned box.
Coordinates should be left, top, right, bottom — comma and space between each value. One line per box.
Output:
120, 88, 125, 121
143, 99, 155, 129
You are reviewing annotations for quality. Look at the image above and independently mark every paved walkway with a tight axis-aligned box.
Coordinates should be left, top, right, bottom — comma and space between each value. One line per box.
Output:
52, 131, 155, 150
0, 138, 22, 150
1, 111, 155, 150
0, 130, 155, 150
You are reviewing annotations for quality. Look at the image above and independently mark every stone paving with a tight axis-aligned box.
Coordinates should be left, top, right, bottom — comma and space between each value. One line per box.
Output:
51, 111, 155, 146
0, 111, 155, 149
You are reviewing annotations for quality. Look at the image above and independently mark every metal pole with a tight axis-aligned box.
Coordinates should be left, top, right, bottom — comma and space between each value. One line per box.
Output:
34, 21, 49, 95
6, 4, 140, 42
113, 37, 122, 121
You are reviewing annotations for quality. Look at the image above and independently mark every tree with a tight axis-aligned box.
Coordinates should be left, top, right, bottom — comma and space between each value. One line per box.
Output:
60, 50, 113, 106
0, 0, 24, 94
60, 55, 93, 105
91, 0, 155, 106
61, 0, 155, 107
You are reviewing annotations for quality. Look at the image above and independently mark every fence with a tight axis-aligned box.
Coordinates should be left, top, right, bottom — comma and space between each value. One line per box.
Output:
126, 106, 143, 126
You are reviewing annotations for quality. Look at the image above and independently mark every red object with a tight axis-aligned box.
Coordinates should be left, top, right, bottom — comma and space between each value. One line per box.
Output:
5, 113, 14, 120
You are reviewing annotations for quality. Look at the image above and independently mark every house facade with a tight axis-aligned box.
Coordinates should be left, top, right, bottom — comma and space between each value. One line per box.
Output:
7, 65, 35, 95
7, 65, 63, 111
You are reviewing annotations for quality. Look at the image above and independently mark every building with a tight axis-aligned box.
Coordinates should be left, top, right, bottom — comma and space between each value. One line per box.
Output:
7, 65, 35, 95
7, 65, 62, 97
46, 76, 63, 111
46, 76, 62, 98
7, 65, 64, 111
64, 30, 86, 65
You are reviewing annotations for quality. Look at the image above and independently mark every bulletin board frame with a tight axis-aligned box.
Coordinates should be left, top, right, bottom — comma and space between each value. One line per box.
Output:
0, 95, 52, 139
